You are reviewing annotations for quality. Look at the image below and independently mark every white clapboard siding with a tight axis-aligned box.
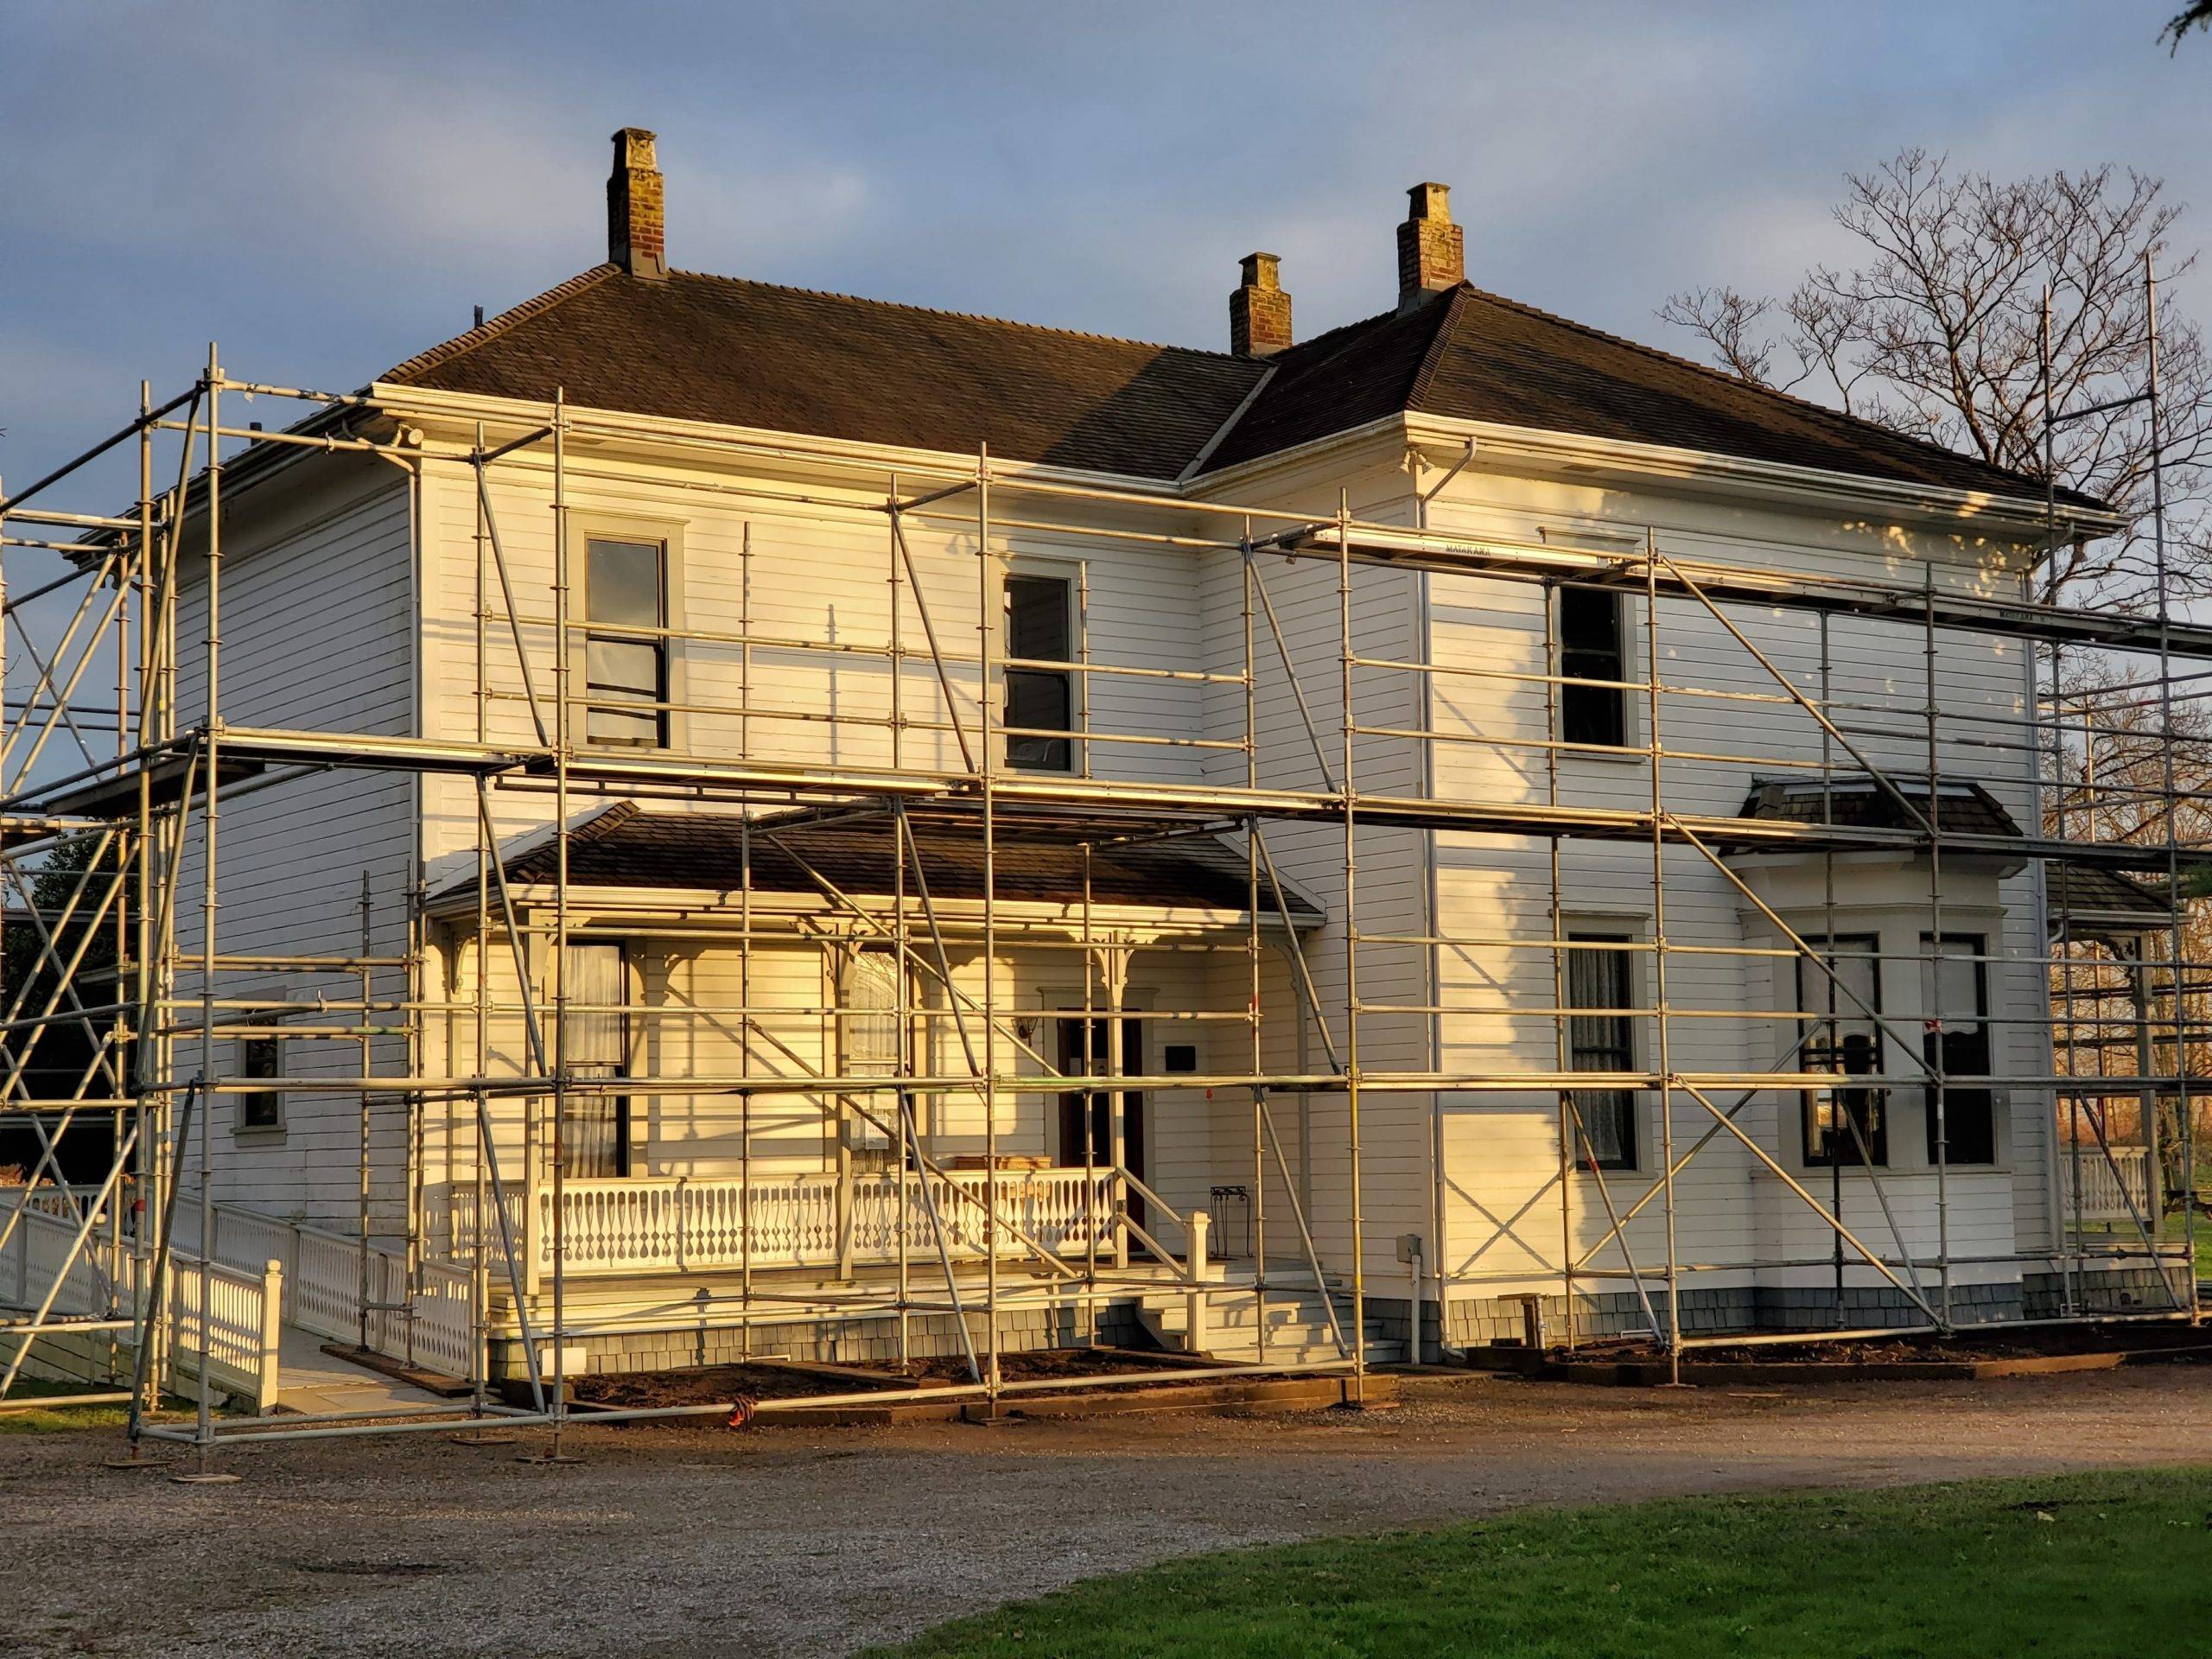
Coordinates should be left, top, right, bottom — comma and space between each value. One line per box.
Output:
1418, 475, 2053, 1294
169, 461, 416, 1237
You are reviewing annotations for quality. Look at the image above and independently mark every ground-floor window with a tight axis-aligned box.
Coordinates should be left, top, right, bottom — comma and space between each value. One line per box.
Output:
1923, 933, 1996, 1166
1564, 935, 1637, 1170
562, 941, 630, 1178
237, 1036, 282, 1132
1799, 933, 1886, 1166
838, 945, 903, 1153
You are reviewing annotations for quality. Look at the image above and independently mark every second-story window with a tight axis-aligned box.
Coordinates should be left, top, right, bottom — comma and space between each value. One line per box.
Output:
585, 536, 667, 747
1004, 572, 1075, 772
1558, 586, 1628, 749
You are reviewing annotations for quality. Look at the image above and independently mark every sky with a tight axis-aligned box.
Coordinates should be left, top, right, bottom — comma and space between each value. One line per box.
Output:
3, 0, 2209, 495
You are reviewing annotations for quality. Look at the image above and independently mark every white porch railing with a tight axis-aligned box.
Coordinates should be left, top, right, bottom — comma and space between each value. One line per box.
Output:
1, 1194, 284, 1411
2066, 1145, 2156, 1225
172, 1193, 474, 1378
429, 1166, 1119, 1278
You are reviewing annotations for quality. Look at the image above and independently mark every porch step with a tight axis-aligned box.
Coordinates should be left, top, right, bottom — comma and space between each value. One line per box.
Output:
1135, 1288, 1404, 1367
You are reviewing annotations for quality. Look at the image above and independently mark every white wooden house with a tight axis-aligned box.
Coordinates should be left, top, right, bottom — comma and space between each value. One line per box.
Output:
156, 131, 2174, 1379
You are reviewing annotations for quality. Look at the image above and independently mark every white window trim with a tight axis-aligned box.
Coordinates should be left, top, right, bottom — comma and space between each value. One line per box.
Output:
1551, 583, 1645, 765
569, 512, 689, 754
1761, 909, 2016, 1178
232, 1035, 285, 1139
997, 556, 1086, 776
1558, 915, 1649, 1177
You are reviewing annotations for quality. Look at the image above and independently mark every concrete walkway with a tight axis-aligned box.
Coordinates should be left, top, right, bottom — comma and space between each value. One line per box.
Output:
272, 1324, 449, 1416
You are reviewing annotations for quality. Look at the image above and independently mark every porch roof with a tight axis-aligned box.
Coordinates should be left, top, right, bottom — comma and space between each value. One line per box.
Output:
459, 801, 1325, 923
2048, 860, 2177, 939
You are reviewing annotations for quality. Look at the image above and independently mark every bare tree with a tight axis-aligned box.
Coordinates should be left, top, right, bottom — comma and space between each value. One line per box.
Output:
2046, 673, 2212, 1206
1661, 151, 2212, 608
2165, 2, 2212, 51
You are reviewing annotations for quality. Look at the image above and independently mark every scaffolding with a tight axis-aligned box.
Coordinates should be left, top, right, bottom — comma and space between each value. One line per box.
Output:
0, 264, 2202, 1471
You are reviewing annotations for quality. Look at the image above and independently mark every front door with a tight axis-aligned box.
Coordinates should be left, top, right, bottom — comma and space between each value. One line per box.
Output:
1058, 1015, 1143, 1230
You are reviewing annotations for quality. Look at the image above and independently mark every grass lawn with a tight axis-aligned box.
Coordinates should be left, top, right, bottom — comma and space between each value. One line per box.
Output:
0, 1375, 192, 1434
870, 1469, 2212, 1658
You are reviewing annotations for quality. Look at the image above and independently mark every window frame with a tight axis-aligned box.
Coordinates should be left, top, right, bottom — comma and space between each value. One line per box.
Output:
1561, 930, 1641, 1173
1000, 562, 1084, 774
1796, 932, 1889, 1168
235, 1034, 283, 1136
558, 938, 634, 1179
836, 943, 908, 1154
569, 516, 687, 753
1921, 931, 1999, 1167
1554, 583, 1636, 755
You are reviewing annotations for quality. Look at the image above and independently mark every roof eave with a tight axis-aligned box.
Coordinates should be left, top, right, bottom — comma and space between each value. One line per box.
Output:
1182, 414, 1414, 497
422, 878, 1306, 929
1402, 412, 2126, 539
368, 381, 1204, 498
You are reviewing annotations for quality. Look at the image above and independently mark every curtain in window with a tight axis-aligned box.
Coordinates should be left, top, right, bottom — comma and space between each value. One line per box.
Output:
562, 943, 627, 1178
841, 950, 901, 1149
1566, 943, 1634, 1167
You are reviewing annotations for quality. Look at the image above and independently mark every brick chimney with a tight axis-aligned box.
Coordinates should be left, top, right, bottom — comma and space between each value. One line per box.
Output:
607, 128, 667, 279
1396, 182, 1463, 312
1230, 252, 1293, 357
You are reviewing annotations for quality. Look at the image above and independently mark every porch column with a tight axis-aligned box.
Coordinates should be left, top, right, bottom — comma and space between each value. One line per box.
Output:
522, 918, 543, 1298
1100, 938, 1131, 1271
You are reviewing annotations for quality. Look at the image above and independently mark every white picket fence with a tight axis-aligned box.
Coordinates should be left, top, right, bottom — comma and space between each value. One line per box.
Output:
0, 1192, 283, 1410
427, 1166, 1117, 1277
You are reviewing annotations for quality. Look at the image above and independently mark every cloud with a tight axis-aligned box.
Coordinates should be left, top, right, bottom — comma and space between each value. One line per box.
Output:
3, 0, 2207, 489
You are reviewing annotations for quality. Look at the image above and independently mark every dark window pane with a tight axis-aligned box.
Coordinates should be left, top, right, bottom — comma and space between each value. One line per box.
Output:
1923, 936, 1995, 1166
1559, 587, 1627, 747
1799, 935, 1886, 1166
1565, 937, 1636, 1169
1005, 575, 1074, 770
1007, 575, 1071, 660
240, 1036, 281, 1129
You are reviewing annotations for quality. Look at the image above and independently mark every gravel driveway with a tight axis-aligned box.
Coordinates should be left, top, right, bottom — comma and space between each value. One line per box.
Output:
7, 1368, 2210, 1657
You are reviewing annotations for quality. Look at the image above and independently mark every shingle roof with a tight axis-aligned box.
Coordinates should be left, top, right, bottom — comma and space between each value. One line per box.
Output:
486, 802, 1321, 921
384, 266, 1268, 480
379, 264, 2088, 508
1738, 776, 2024, 838
1199, 285, 2101, 508
2048, 861, 2176, 931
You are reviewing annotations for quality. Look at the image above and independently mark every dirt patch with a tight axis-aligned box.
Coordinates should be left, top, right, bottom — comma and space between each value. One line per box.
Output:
569, 1360, 899, 1411
1476, 1322, 2212, 1386
1681, 1324, 2212, 1367
892, 1345, 1196, 1383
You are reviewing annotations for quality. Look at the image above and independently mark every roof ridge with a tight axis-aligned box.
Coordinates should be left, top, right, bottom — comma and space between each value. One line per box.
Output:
568, 798, 643, 843
1442, 282, 2059, 499
382, 265, 622, 385
665, 267, 1248, 363
1404, 289, 1470, 410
